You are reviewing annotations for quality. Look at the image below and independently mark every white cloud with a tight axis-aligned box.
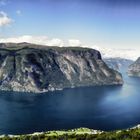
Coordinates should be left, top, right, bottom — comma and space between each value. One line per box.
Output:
0, 36, 82, 47
91, 45, 140, 61
0, 35, 64, 47
46, 38, 64, 47
0, 11, 13, 27
68, 39, 82, 46
0, 35, 139, 60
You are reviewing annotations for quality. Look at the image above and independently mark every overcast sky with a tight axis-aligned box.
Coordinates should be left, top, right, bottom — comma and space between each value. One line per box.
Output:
0, 0, 140, 49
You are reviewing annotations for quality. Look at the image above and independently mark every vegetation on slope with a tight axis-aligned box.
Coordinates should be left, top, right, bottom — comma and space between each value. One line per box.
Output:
1, 127, 140, 140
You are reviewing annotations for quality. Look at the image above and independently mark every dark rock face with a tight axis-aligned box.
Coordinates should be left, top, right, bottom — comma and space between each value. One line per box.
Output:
128, 57, 140, 77
0, 43, 123, 93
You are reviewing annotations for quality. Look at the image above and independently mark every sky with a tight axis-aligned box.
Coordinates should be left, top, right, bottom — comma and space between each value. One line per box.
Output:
0, 0, 140, 49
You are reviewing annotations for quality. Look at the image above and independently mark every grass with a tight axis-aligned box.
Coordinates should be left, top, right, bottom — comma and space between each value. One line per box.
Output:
1, 127, 140, 140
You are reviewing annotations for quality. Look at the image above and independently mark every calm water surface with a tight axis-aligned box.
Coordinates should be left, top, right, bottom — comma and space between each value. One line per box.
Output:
0, 72, 140, 134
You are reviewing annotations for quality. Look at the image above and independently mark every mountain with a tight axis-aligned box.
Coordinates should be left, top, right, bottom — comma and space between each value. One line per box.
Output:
0, 43, 123, 93
104, 58, 133, 72
128, 57, 140, 77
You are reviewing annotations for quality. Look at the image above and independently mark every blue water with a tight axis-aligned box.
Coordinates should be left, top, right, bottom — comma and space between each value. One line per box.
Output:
0, 72, 140, 134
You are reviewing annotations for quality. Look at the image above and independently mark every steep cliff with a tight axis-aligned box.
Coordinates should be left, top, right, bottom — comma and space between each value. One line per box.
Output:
128, 57, 140, 77
0, 43, 123, 93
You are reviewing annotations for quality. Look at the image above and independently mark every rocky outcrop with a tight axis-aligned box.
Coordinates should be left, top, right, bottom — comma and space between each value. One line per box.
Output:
0, 43, 123, 93
128, 57, 140, 77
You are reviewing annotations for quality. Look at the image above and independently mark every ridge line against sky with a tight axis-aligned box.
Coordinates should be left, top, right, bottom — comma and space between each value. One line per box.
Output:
0, 35, 140, 61
0, 0, 140, 49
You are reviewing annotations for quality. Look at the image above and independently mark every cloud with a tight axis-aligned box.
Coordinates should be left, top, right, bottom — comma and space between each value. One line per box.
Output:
68, 39, 82, 46
0, 35, 140, 60
91, 45, 140, 61
0, 35, 64, 47
0, 11, 13, 27
46, 38, 64, 47
0, 36, 82, 47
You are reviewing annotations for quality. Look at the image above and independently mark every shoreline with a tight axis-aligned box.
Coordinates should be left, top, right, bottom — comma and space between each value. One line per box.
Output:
0, 124, 139, 138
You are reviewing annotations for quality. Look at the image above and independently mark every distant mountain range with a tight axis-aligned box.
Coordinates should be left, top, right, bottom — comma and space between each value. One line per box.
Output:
128, 57, 140, 77
104, 58, 133, 72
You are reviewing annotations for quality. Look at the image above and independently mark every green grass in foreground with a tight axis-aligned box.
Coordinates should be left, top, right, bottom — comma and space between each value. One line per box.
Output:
1, 127, 140, 140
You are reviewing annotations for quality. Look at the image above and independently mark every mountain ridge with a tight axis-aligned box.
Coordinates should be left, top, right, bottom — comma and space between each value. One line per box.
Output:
0, 43, 123, 93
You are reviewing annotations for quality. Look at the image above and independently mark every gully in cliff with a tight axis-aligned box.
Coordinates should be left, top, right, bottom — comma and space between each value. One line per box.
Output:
0, 43, 123, 93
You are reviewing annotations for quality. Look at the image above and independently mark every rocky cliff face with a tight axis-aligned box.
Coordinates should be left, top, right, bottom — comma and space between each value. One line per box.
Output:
128, 57, 140, 77
0, 43, 123, 93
